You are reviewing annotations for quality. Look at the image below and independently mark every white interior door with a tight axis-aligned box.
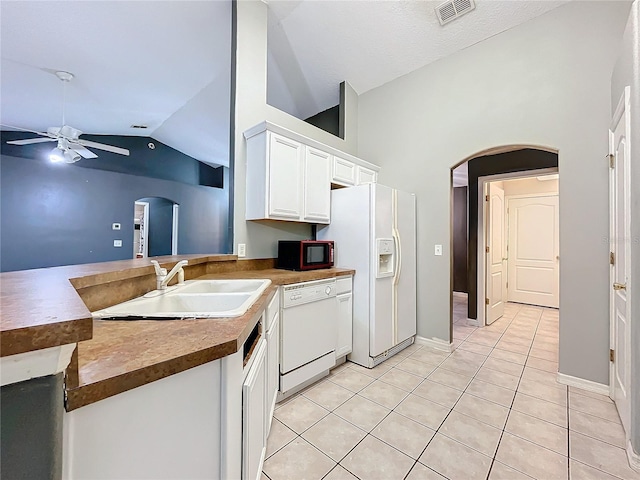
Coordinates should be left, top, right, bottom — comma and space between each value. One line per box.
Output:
609, 87, 631, 435
507, 195, 559, 308
486, 183, 506, 324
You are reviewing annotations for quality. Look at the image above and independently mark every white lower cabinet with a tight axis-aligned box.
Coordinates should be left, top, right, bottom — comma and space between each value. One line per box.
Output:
63, 361, 223, 479
336, 276, 353, 360
62, 285, 342, 480
265, 292, 280, 437
242, 339, 267, 480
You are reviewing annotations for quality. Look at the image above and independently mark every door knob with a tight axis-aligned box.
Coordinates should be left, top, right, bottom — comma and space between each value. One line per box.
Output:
613, 283, 627, 291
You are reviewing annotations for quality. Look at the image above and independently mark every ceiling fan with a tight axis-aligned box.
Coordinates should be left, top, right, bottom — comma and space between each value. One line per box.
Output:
2, 71, 130, 163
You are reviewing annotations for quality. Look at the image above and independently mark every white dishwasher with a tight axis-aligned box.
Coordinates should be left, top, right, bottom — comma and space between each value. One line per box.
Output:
279, 278, 337, 398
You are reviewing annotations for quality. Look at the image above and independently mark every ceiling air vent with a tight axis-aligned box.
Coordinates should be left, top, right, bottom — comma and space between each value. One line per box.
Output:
435, 0, 475, 25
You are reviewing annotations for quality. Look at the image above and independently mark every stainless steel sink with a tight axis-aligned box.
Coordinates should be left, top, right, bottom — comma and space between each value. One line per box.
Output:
92, 279, 271, 319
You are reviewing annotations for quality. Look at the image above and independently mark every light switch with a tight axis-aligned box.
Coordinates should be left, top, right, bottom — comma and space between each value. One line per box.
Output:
114, 240, 122, 247
435, 244, 442, 256
237, 243, 246, 257
112, 223, 121, 230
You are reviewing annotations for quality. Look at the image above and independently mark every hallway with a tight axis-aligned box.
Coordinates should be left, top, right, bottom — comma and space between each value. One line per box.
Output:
262, 298, 637, 480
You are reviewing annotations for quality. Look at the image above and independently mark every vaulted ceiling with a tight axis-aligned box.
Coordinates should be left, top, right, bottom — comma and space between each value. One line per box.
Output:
1, 1, 570, 169
0, 1, 231, 167
267, 0, 569, 120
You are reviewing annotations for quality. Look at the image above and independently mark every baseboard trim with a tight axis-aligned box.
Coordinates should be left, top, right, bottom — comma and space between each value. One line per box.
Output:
628, 441, 640, 473
556, 372, 609, 396
415, 336, 453, 353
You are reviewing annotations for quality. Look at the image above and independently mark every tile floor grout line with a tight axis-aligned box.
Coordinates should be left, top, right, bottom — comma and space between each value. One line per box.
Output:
413, 304, 525, 479
484, 304, 534, 479
487, 310, 571, 478
266, 303, 588, 480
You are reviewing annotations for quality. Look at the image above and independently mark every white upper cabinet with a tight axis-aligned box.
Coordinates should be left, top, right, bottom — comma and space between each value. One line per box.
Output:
245, 122, 379, 224
356, 165, 377, 185
246, 131, 303, 221
267, 134, 303, 220
332, 156, 356, 186
303, 147, 331, 223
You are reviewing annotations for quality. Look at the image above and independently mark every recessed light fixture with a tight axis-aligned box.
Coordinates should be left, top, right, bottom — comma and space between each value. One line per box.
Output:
148, 142, 156, 150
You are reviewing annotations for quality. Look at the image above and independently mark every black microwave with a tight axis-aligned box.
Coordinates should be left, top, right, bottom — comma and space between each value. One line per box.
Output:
276, 240, 334, 271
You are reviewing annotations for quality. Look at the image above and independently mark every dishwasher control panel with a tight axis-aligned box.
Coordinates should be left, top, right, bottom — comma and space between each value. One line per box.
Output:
282, 278, 337, 308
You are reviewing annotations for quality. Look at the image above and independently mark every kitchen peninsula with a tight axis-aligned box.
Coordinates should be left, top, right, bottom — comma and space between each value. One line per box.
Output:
0, 254, 354, 479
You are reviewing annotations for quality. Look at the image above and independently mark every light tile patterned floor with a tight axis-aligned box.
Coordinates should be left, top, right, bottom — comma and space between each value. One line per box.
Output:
263, 295, 638, 480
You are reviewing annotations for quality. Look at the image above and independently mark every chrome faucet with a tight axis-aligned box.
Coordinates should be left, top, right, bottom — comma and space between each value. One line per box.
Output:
151, 260, 188, 290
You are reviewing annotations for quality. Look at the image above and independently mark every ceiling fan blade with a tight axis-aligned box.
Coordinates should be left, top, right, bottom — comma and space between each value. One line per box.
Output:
1, 124, 52, 137
78, 140, 130, 156
70, 145, 98, 159
6, 137, 57, 145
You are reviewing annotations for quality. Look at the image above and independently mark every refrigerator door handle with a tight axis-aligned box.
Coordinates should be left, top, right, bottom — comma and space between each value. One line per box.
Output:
393, 228, 402, 286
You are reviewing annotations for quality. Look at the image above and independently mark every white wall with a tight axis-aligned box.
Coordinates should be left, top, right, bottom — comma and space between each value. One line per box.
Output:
358, 1, 631, 384
233, 1, 360, 259
611, 0, 640, 458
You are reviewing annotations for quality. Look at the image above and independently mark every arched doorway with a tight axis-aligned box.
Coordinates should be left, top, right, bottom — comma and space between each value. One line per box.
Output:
133, 197, 179, 258
449, 146, 559, 338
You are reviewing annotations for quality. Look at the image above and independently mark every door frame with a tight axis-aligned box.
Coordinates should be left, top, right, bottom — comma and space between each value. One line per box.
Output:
608, 87, 632, 416
477, 168, 558, 326
172, 204, 179, 255
134, 201, 150, 258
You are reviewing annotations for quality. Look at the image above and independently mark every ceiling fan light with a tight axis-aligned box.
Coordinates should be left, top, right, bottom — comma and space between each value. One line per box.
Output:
49, 146, 65, 163
63, 149, 81, 163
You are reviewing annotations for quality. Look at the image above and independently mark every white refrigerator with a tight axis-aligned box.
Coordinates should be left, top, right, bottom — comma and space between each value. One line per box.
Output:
318, 183, 417, 368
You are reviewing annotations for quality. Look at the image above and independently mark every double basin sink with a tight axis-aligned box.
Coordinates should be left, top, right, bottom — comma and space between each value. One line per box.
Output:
92, 279, 272, 320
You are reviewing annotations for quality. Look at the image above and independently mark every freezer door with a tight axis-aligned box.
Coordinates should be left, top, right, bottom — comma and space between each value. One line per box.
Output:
370, 184, 394, 356
394, 190, 417, 343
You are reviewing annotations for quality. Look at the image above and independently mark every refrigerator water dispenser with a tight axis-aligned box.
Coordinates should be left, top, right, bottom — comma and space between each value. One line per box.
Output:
376, 238, 395, 278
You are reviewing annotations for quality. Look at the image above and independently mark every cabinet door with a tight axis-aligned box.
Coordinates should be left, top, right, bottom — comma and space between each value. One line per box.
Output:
332, 156, 356, 186
265, 314, 279, 437
268, 133, 303, 220
303, 147, 331, 223
242, 339, 267, 480
357, 165, 377, 185
336, 293, 353, 359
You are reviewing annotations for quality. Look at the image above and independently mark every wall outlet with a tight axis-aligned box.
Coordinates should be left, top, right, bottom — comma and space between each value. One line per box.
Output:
237, 243, 246, 258
434, 244, 442, 256
112, 223, 121, 230
114, 240, 123, 247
